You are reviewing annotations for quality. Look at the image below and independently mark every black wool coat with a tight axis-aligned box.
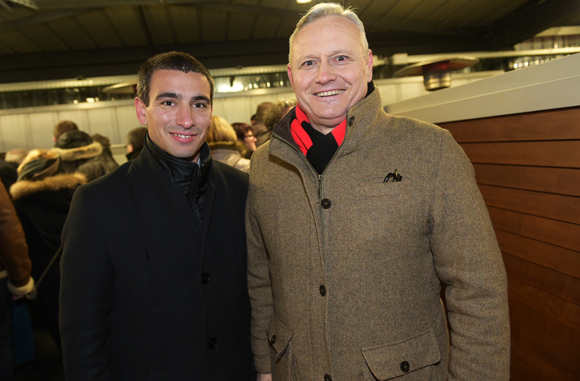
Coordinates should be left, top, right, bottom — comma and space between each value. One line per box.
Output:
60, 144, 252, 380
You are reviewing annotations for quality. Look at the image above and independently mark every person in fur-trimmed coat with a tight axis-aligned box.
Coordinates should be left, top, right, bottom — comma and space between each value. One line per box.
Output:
52, 130, 115, 182
11, 149, 87, 349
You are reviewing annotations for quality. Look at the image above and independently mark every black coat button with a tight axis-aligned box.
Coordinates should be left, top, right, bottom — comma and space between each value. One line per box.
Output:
319, 285, 326, 296
270, 335, 276, 345
400, 361, 410, 373
208, 337, 217, 349
324, 375, 332, 381
348, 116, 355, 127
321, 198, 331, 209
201, 273, 210, 284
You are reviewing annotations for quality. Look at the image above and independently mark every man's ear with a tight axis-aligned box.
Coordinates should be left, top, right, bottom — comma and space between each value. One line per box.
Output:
287, 64, 295, 90
135, 98, 148, 125
366, 49, 374, 82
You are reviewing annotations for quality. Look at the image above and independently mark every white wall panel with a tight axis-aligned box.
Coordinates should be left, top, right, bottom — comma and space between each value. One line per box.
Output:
213, 97, 252, 124
87, 108, 119, 143
115, 105, 140, 144
1, 71, 501, 153
29, 112, 58, 149
0, 114, 30, 152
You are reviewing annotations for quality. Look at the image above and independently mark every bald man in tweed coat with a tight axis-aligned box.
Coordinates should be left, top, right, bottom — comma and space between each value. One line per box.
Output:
246, 3, 510, 381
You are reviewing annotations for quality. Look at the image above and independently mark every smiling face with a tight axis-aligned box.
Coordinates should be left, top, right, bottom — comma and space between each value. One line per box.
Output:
135, 69, 213, 162
288, 16, 373, 134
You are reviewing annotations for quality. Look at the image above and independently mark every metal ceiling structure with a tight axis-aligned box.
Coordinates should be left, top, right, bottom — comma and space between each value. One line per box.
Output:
0, 0, 579, 83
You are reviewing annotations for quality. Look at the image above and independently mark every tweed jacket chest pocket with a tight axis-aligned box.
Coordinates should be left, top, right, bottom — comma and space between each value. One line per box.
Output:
354, 176, 416, 200
268, 315, 297, 380
362, 329, 441, 380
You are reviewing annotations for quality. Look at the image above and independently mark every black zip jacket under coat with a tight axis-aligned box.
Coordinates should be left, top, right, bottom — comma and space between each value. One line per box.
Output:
59, 141, 252, 380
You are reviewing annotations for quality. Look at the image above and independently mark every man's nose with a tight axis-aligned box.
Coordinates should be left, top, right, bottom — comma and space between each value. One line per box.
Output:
316, 61, 336, 84
176, 105, 194, 129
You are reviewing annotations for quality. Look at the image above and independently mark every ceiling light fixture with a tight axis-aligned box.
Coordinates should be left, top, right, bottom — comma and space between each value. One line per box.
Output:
296, 0, 312, 4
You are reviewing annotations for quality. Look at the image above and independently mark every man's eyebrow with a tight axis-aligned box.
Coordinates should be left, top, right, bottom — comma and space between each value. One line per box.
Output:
191, 95, 210, 103
155, 92, 180, 100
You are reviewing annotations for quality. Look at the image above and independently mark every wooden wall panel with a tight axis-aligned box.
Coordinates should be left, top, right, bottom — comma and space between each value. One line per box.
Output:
496, 230, 580, 279
489, 207, 580, 252
511, 319, 580, 379
509, 298, 580, 358
444, 106, 580, 143
440, 105, 580, 380
503, 254, 580, 305
462, 140, 580, 167
508, 276, 580, 337
480, 184, 580, 224
511, 342, 574, 381
473, 164, 580, 197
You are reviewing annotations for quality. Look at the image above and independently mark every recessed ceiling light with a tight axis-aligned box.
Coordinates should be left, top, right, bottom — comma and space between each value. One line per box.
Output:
297, 0, 312, 4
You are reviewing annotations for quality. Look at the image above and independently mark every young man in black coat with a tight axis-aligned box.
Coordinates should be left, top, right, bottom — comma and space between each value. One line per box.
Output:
60, 52, 252, 380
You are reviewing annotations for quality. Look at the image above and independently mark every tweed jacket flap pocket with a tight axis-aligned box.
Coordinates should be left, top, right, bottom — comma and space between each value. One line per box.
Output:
268, 315, 293, 360
362, 328, 440, 380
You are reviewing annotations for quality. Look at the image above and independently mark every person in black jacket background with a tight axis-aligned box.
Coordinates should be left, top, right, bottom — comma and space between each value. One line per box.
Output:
59, 51, 252, 380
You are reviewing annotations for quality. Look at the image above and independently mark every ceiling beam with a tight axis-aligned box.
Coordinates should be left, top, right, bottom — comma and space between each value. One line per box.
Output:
0, 8, 96, 33
491, 0, 580, 48
0, 32, 494, 80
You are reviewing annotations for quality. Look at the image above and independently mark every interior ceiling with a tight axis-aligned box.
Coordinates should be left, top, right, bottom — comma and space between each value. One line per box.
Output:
0, 0, 579, 84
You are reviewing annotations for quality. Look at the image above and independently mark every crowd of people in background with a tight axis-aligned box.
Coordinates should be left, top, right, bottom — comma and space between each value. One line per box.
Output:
0, 97, 295, 379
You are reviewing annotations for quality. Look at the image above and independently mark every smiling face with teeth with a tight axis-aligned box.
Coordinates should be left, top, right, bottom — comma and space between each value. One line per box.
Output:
288, 16, 373, 134
135, 69, 213, 162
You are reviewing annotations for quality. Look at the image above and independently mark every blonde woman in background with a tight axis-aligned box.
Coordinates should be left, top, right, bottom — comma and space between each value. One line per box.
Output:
206, 116, 251, 173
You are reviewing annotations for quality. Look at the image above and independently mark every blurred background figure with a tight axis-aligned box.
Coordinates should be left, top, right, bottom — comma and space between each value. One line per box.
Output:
11, 149, 88, 351
207, 116, 251, 173
125, 127, 148, 161
0, 181, 33, 380
5, 149, 28, 167
264, 98, 297, 131
251, 102, 272, 147
91, 134, 119, 173
0, 154, 18, 192
53, 129, 111, 182
231, 122, 257, 159
52, 121, 78, 143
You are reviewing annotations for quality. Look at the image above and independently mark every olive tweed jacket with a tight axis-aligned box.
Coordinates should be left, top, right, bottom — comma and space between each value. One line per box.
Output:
246, 89, 510, 380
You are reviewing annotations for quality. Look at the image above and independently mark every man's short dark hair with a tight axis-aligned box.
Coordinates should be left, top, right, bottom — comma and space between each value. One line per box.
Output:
136, 51, 215, 106
54, 120, 78, 138
126, 127, 148, 152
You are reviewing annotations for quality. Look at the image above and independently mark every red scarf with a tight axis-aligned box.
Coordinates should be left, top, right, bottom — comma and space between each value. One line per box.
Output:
290, 104, 347, 156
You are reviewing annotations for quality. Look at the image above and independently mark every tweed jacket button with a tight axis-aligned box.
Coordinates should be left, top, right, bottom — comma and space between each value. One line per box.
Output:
319, 285, 327, 296
321, 198, 331, 209
348, 116, 355, 127
270, 335, 277, 345
400, 361, 410, 373
201, 272, 211, 284
324, 374, 332, 381
208, 337, 217, 349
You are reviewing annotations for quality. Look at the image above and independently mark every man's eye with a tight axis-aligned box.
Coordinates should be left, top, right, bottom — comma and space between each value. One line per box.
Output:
336, 55, 347, 62
302, 60, 315, 67
193, 102, 206, 109
161, 100, 175, 106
